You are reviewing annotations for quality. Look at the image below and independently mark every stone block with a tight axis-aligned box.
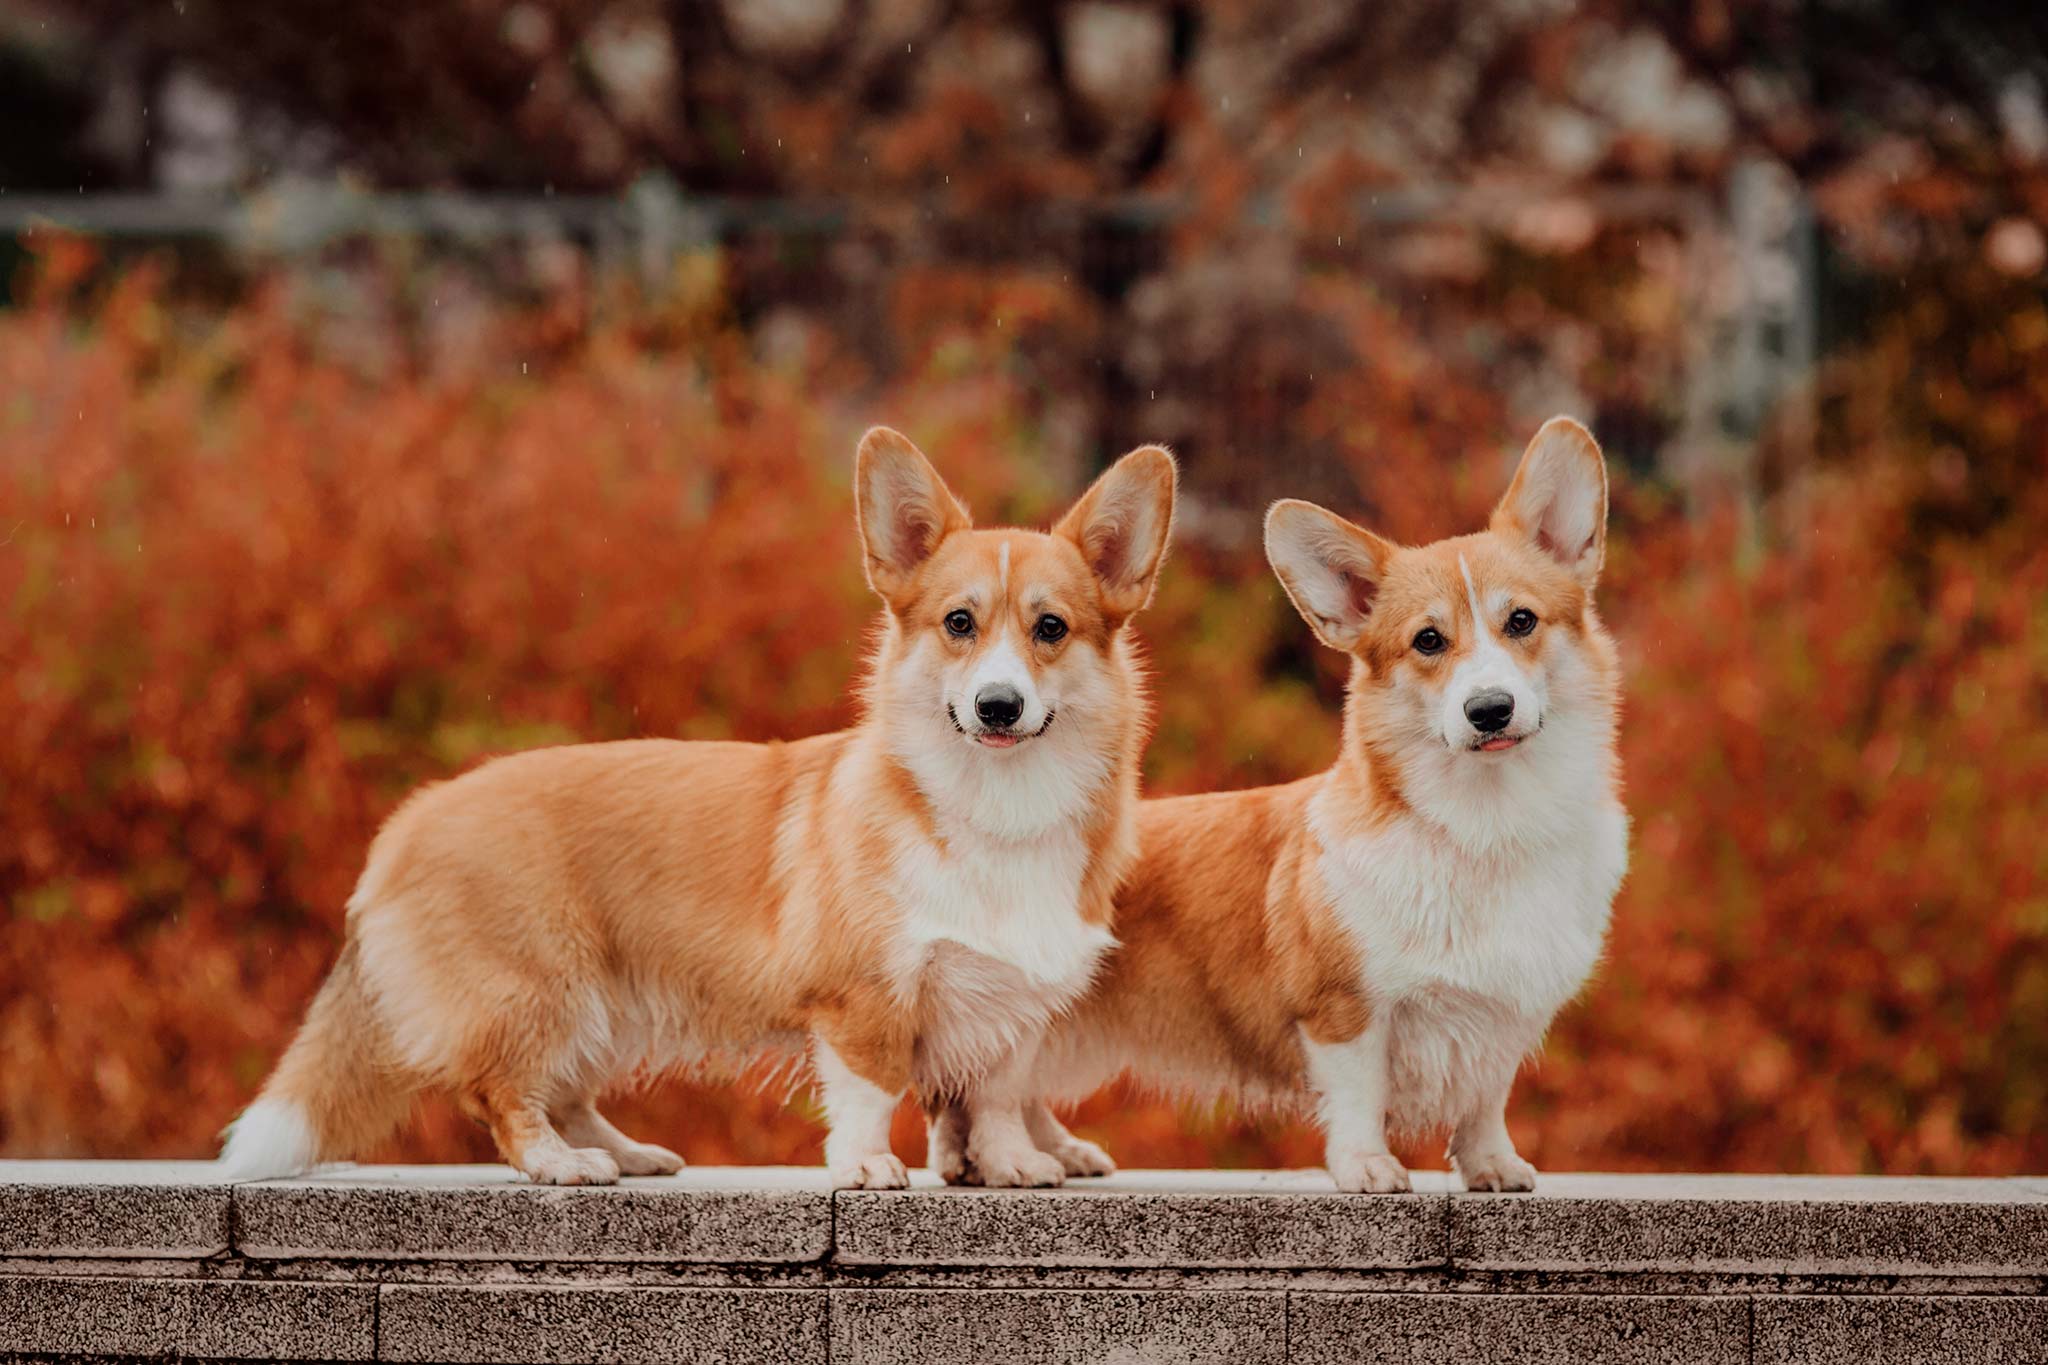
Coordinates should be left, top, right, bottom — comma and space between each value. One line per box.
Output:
829, 1288, 1285, 1365
0, 1275, 373, 1359
376, 1284, 826, 1364
0, 1161, 230, 1259
1288, 1291, 1749, 1365
234, 1164, 831, 1263
834, 1169, 1450, 1269
1754, 1293, 2048, 1364
1450, 1174, 2048, 1276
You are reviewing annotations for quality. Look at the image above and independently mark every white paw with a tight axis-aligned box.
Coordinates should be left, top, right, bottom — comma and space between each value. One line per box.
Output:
1329, 1150, 1412, 1194
1047, 1136, 1117, 1178
831, 1153, 911, 1190
523, 1147, 621, 1186
614, 1142, 686, 1177
971, 1144, 1067, 1188
1456, 1150, 1537, 1193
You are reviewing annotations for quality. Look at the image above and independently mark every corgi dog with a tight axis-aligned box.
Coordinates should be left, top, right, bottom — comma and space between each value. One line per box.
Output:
219, 428, 1176, 1190
932, 418, 1625, 1192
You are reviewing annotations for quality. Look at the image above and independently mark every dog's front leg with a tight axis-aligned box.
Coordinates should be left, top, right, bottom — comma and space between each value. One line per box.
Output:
812, 1032, 911, 1190
1302, 1011, 1412, 1193
960, 1050, 1067, 1188
924, 1100, 973, 1185
1447, 1074, 1537, 1193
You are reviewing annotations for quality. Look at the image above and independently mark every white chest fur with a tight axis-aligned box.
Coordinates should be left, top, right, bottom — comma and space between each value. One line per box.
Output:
887, 819, 1116, 1093
1310, 786, 1628, 1130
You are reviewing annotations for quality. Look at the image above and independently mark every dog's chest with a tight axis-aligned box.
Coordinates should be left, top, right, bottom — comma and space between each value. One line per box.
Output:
889, 827, 1115, 1089
1317, 802, 1627, 1120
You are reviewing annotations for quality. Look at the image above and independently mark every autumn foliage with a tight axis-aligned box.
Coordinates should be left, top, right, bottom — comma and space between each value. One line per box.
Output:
3, 239, 2044, 1176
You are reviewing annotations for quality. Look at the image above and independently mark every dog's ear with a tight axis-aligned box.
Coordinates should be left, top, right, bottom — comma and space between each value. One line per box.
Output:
1490, 417, 1608, 588
855, 427, 971, 602
1054, 445, 1178, 624
1264, 499, 1396, 653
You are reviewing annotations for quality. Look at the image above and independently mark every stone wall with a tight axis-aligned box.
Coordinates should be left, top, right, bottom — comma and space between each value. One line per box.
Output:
2, 1162, 2043, 1362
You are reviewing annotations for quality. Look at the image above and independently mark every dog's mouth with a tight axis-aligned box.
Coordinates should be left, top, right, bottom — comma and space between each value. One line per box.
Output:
948, 705, 1056, 749
1465, 719, 1541, 754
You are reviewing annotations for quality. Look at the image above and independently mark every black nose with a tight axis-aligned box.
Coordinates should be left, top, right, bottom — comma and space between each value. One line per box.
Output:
975, 685, 1024, 729
1464, 690, 1515, 733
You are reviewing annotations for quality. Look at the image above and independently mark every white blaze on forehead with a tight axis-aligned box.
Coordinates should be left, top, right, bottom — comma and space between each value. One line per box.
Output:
1458, 554, 1489, 636
998, 542, 1010, 595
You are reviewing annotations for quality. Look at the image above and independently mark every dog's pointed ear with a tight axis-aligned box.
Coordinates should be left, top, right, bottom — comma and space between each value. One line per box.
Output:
855, 427, 971, 601
1264, 500, 1396, 653
1054, 445, 1178, 623
1491, 417, 1608, 587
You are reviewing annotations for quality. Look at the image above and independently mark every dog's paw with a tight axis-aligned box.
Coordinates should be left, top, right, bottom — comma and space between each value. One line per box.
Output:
613, 1141, 686, 1177
1455, 1150, 1537, 1193
972, 1144, 1067, 1188
831, 1153, 911, 1190
1045, 1135, 1117, 1178
523, 1147, 622, 1186
931, 1144, 976, 1186
1328, 1149, 1413, 1194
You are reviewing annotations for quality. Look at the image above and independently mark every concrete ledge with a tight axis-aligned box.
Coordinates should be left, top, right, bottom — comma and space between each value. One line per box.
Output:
234, 1164, 832, 1264
0, 1163, 2042, 1363
1452, 1174, 2048, 1277
836, 1170, 1450, 1269
0, 1162, 230, 1259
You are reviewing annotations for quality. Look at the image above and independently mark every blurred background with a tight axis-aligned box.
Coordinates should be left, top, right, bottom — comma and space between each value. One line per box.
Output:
3, 0, 2045, 1176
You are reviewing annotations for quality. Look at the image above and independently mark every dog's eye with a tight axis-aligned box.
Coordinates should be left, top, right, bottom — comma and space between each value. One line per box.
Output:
1413, 627, 1447, 655
1505, 607, 1538, 637
1034, 614, 1068, 644
944, 610, 975, 637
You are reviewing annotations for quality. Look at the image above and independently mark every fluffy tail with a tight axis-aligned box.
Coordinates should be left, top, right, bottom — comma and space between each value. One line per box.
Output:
218, 946, 413, 1180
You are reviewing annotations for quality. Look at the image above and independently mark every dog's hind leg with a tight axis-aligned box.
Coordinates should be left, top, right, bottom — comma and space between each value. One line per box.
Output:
473, 1083, 621, 1186
554, 1099, 684, 1176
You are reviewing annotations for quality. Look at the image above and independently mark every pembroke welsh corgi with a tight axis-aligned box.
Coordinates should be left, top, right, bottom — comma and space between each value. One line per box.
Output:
219, 428, 1176, 1189
932, 417, 1626, 1191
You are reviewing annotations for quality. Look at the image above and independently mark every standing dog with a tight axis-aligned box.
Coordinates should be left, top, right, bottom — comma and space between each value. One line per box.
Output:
220, 428, 1175, 1189
934, 418, 1625, 1192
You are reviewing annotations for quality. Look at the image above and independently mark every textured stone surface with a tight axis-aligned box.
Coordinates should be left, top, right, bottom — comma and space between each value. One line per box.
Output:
4, 1165, 2047, 1364
836, 1169, 1451, 1268
235, 1164, 832, 1263
1289, 1291, 1749, 1365
1754, 1294, 2048, 1364
830, 1288, 1286, 1364
377, 1284, 826, 1364
0, 1161, 230, 1258
1450, 1174, 2048, 1275
0, 1275, 374, 1359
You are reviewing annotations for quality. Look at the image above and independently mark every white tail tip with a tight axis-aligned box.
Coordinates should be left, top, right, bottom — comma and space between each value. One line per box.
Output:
217, 1097, 319, 1181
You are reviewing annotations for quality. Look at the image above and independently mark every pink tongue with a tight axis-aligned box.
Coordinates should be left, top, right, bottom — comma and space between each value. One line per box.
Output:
1480, 736, 1519, 752
979, 734, 1020, 748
